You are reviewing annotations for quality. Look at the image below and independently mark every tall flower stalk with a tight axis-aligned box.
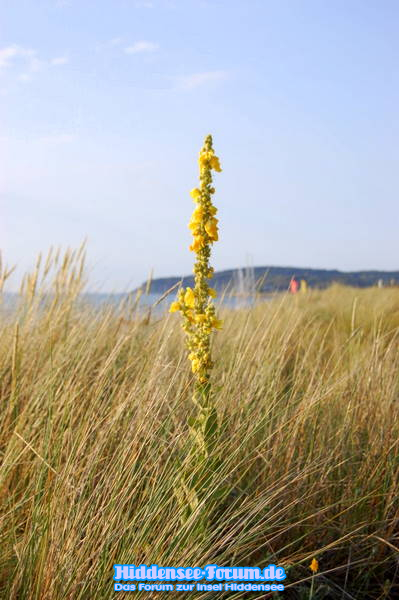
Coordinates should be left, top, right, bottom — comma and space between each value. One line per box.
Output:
170, 134, 223, 525
170, 134, 222, 386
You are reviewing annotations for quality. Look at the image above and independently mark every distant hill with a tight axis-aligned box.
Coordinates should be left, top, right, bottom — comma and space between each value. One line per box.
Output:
138, 266, 399, 294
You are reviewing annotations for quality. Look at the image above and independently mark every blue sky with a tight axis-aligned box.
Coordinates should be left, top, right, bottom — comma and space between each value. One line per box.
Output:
1, 0, 398, 291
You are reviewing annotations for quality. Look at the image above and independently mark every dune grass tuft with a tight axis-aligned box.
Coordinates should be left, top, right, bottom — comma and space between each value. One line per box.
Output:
0, 249, 398, 599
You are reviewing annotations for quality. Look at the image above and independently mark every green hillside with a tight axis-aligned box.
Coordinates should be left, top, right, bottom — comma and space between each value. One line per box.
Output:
140, 266, 399, 294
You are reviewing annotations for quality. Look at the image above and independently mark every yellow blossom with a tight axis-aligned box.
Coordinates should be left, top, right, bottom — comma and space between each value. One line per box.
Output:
186, 310, 195, 323
191, 358, 200, 373
189, 236, 205, 252
188, 221, 201, 235
208, 288, 217, 298
188, 206, 204, 233
310, 558, 318, 573
169, 301, 181, 313
190, 188, 201, 201
210, 155, 222, 172
192, 205, 205, 220
195, 314, 207, 323
198, 151, 212, 168
211, 318, 223, 330
184, 287, 195, 308
205, 218, 219, 241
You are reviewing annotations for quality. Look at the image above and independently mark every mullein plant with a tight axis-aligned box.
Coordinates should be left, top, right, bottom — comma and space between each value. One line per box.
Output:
170, 134, 224, 525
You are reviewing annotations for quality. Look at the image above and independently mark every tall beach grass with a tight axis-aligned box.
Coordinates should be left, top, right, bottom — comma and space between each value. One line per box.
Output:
0, 249, 398, 599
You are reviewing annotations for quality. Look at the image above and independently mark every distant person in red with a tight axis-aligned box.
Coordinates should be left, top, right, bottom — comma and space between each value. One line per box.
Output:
289, 276, 299, 294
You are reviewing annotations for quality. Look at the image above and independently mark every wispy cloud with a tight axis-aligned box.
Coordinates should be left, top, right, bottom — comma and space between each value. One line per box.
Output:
0, 46, 19, 68
0, 45, 43, 83
38, 133, 76, 144
95, 38, 123, 53
0, 45, 40, 70
17, 73, 34, 83
124, 41, 159, 54
0, 45, 69, 83
0, 133, 76, 144
50, 56, 69, 66
108, 37, 123, 47
176, 70, 229, 90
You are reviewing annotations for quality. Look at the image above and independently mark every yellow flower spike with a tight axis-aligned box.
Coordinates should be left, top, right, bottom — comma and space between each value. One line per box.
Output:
184, 287, 196, 308
170, 136, 224, 527
310, 558, 319, 573
170, 134, 222, 388
169, 301, 181, 313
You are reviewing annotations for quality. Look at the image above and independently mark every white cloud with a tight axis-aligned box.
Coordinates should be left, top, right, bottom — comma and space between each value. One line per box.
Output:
0, 45, 43, 84
29, 56, 42, 72
0, 133, 76, 144
17, 73, 33, 83
51, 56, 69, 66
38, 133, 75, 144
124, 41, 159, 54
95, 38, 124, 53
176, 70, 229, 90
108, 38, 123, 47
0, 45, 69, 83
0, 46, 20, 68
0, 45, 39, 70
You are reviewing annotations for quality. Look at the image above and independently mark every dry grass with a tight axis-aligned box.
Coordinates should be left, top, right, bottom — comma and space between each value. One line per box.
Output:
0, 249, 398, 599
